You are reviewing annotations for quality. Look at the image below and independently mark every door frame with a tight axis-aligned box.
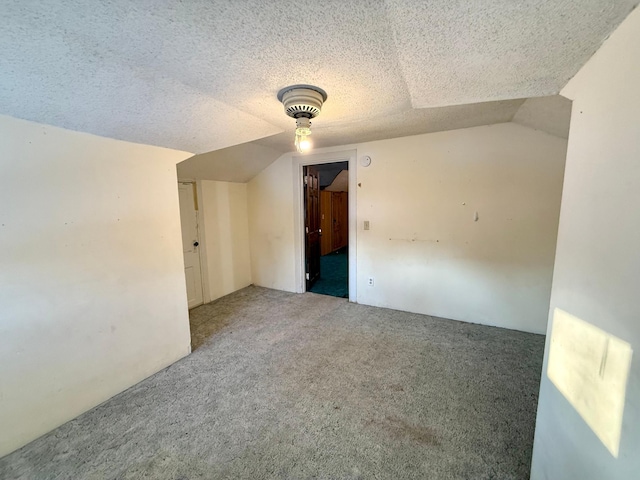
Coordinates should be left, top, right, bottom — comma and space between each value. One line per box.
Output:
292, 150, 357, 302
177, 178, 210, 305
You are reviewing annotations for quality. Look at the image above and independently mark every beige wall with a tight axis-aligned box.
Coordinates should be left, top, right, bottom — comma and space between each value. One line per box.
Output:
356, 123, 566, 333
0, 115, 192, 457
247, 156, 298, 292
248, 122, 567, 334
531, 8, 640, 479
199, 180, 252, 301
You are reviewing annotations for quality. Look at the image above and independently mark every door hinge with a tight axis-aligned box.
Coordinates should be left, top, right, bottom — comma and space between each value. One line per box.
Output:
305, 226, 309, 233
304, 176, 308, 185
306, 273, 310, 280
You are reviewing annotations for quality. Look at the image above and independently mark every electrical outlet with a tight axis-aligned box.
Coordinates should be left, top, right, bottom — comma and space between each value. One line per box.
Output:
367, 277, 374, 286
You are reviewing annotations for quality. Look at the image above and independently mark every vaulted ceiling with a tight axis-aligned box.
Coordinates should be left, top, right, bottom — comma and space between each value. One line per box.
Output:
2, 1, 636, 161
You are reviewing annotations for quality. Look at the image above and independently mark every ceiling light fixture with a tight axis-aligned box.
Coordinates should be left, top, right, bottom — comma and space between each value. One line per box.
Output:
277, 84, 327, 153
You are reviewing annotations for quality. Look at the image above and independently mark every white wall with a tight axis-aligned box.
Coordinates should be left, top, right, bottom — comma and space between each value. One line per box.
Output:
356, 123, 565, 333
0, 115, 192, 457
199, 180, 252, 301
247, 156, 297, 292
248, 122, 567, 333
531, 8, 640, 480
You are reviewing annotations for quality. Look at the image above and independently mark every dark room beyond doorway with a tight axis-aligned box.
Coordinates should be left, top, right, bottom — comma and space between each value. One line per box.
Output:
303, 161, 349, 298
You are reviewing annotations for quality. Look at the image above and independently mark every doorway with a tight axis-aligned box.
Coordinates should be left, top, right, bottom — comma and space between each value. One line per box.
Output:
304, 161, 349, 298
293, 150, 357, 301
177, 181, 204, 308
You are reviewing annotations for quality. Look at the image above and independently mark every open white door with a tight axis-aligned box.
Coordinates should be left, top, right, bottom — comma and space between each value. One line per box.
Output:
178, 182, 204, 309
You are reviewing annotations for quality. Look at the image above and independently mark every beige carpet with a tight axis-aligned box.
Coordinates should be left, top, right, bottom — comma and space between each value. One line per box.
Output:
1, 286, 544, 479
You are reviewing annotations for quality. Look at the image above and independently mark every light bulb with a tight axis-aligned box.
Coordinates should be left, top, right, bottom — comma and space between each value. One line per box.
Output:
294, 117, 312, 153
295, 134, 311, 153
299, 138, 311, 151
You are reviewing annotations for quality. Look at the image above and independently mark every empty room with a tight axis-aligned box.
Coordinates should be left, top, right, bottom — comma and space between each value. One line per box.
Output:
1, 1, 638, 479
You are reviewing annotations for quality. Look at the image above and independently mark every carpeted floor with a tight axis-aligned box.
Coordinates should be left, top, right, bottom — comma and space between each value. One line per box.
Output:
1, 286, 544, 480
309, 247, 348, 298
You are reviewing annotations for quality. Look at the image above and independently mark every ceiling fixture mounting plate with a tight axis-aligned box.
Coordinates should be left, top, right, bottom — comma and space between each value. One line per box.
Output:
277, 84, 328, 103
277, 84, 328, 119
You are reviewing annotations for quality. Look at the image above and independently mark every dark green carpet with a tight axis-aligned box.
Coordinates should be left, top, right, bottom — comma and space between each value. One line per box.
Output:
309, 247, 348, 298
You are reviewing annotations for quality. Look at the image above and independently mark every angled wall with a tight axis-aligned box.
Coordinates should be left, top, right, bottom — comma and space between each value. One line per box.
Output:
247, 155, 298, 293
531, 7, 640, 479
0, 115, 192, 457
199, 180, 252, 302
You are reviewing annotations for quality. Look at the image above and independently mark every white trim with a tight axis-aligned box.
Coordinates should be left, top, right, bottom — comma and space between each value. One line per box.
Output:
292, 150, 357, 302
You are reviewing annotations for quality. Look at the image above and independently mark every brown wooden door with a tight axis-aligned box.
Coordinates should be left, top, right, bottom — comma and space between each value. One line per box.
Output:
331, 192, 349, 251
304, 166, 321, 289
339, 192, 348, 247
320, 191, 333, 255
332, 192, 349, 251
332, 192, 341, 250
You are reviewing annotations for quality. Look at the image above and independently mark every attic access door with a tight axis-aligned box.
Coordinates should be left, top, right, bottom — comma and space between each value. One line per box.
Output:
178, 182, 204, 309
304, 165, 321, 289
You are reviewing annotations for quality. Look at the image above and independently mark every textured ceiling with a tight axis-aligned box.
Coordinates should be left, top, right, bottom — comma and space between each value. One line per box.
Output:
388, 0, 638, 108
1, 0, 635, 155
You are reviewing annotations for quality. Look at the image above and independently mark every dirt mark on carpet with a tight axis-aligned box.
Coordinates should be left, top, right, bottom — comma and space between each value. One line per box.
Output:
366, 415, 439, 446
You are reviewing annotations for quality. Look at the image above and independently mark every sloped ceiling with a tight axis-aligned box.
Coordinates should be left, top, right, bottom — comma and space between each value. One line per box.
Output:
387, 1, 637, 108
177, 142, 282, 183
1, 0, 635, 157
326, 170, 349, 192
254, 98, 525, 151
512, 96, 573, 139
178, 95, 570, 181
